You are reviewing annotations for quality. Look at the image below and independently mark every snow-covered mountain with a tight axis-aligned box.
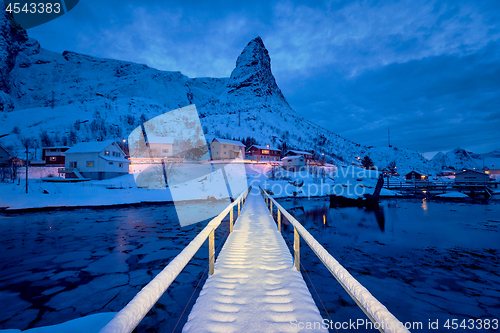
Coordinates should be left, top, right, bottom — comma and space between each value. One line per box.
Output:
0, 11, 439, 175
432, 148, 500, 170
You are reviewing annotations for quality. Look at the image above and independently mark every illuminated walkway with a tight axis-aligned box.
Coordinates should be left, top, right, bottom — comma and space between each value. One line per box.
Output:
182, 190, 327, 332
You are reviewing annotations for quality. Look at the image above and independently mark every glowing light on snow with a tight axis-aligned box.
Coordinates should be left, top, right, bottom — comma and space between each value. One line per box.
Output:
128, 105, 248, 226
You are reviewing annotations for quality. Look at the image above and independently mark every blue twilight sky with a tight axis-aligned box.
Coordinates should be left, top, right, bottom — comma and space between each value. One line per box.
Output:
26, 0, 500, 156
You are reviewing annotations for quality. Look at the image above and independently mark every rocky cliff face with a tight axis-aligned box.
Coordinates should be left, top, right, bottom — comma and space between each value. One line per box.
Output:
218, 37, 289, 109
0, 10, 29, 110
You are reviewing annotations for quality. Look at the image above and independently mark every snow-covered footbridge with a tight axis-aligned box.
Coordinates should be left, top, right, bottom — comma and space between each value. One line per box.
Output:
99, 187, 410, 333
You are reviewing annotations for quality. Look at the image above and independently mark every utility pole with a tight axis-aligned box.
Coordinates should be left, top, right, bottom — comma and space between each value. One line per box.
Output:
388, 127, 392, 148
25, 143, 29, 194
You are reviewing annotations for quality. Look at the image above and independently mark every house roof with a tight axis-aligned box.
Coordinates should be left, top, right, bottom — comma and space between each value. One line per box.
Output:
286, 150, 313, 156
406, 170, 427, 176
248, 145, 279, 152
66, 140, 118, 154
100, 155, 130, 163
212, 138, 245, 147
147, 136, 174, 144
0, 142, 9, 154
282, 156, 304, 160
42, 146, 70, 150
456, 169, 488, 176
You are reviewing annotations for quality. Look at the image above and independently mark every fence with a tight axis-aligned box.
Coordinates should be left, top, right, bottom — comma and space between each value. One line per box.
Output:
260, 187, 410, 333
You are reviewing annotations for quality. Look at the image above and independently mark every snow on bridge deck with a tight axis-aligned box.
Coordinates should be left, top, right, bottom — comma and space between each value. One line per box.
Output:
183, 190, 327, 333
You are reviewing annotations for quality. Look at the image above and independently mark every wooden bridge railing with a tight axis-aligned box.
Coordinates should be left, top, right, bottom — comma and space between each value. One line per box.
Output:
100, 186, 252, 333
259, 187, 410, 333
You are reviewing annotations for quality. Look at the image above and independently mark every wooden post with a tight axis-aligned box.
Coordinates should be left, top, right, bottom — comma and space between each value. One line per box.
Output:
277, 209, 281, 232
294, 227, 300, 271
230, 207, 234, 233
209, 229, 215, 275
238, 199, 241, 216
270, 200, 273, 216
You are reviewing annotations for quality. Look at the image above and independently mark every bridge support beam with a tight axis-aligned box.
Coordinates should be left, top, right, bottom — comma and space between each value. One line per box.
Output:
238, 200, 241, 216
270, 201, 273, 216
277, 209, 281, 232
209, 230, 215, 275
230, 208, 234, 233
294, 227, 300, 272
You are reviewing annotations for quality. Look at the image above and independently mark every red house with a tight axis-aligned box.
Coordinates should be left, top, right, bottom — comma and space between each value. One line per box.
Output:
246, 145, 281, 162
42, 147, 70, 166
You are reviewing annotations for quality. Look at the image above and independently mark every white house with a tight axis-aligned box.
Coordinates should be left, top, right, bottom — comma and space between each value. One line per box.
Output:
210, 138, 245, 160
455, 169, 490, 184
285, 150, 314, 164
282, 155, 305, 171
147, 136, 175, 158
61, 140, 130, 180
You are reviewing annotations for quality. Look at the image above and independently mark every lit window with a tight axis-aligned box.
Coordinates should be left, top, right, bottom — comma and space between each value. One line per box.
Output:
49, 157, 56, 161
119, 163, 123, 167
262, 150, 270, 154
86, 161, 94, 167
105, 151, 110, 156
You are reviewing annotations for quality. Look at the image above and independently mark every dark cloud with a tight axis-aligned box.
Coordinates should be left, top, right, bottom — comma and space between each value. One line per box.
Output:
286, 41, 500, 153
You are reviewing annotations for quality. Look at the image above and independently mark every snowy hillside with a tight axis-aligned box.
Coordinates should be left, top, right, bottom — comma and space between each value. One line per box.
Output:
432, 147, 500, 170
0, 11, 438, 175
197, 37, 438, 175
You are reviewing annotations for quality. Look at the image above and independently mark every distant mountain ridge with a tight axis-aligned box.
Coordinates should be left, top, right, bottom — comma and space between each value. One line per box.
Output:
432, 148, 500, 170
0, 11, 439, 175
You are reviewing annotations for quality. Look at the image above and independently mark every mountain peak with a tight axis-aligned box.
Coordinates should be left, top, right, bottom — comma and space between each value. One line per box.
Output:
218, 36, 289, 108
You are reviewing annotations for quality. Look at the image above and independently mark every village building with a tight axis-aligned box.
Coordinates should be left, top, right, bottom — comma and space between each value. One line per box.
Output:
482, 165, 500, 177
0, 143, 10, 166
147, 136, 175, 158
455, 169, 490, 183
42, 147, 70, 166
285, 150, 314, 164
441, 169, 456, 177
282, 155, 305, 171
246, 145, 280, 162
405, 170, 428, 181
60, 140, 130, 180
210, 138, 245, 160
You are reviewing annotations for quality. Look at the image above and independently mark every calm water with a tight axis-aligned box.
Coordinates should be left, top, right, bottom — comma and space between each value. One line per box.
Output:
1, 198, 499, 332
0, 202, 231, 332
278, 197, 500, 332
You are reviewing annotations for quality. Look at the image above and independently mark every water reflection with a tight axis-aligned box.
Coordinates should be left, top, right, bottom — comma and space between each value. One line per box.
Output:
278, 197, 500, 250
370, 208, 385, 232
287, 203, 386, 233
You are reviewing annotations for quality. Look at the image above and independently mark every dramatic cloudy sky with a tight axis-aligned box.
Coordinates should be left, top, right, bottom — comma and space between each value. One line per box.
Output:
27, 0, 500, 156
